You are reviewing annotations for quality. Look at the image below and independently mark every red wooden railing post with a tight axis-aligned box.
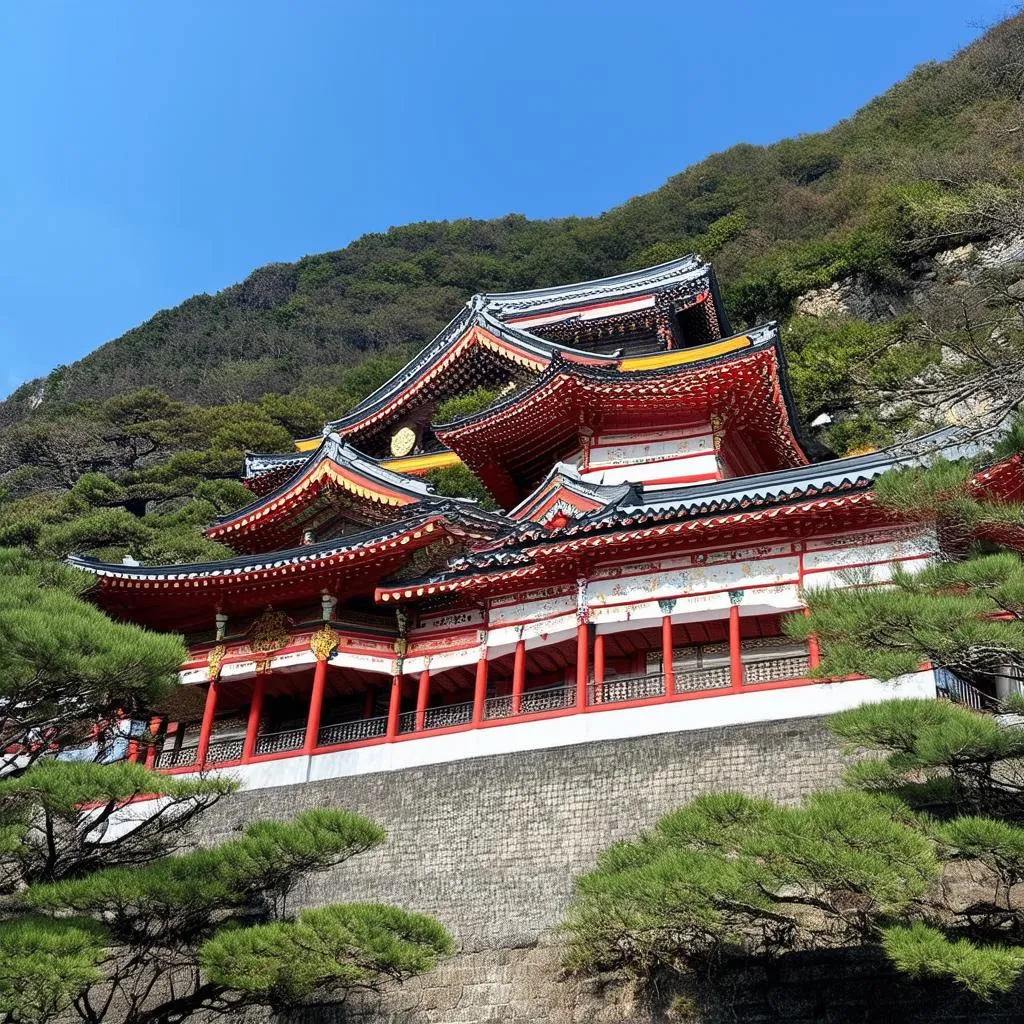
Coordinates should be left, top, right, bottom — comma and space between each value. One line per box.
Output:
512, 639, 526, 715
415, 668, 430, 731
472, 651, 489, 726
729, 603, 743, 690
304, 659, 328, 754
386, 674, 402, 740
243, 676, 265, 762
196, 681, 219, 769
661, 615, 675, 695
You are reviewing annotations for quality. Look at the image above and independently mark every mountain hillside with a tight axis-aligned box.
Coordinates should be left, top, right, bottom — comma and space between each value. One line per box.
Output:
5, 14, 1024, 418
3, 14, 1024, 566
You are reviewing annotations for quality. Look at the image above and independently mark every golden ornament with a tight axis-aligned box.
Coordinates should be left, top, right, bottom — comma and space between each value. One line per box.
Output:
310, 625, 339, 662
207, 644, 226, 682
390, 426, 416, 458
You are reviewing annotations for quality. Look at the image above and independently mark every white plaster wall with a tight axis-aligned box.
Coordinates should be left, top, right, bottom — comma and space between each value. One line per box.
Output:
583, 452, 720, 486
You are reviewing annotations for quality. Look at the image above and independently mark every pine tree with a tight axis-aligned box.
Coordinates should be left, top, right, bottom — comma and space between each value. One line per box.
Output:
564, 432, 1024, 1001
0, 553, 452, 1022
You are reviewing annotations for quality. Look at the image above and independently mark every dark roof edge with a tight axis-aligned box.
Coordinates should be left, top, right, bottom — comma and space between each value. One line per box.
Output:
212, 436, 435, 527
431, 322, 788, 435
479, 254, 705, 312
69, 502, 511, 580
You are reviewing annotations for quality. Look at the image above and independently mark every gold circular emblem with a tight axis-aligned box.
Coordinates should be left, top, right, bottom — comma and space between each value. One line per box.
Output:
390, 426, 416, 457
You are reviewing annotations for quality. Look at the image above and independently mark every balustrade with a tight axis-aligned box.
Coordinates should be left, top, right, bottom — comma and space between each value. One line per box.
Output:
674, 665, 732, 693
318, 715, 387, 746
590, 673, 666, 705
484, 684, 574, 719
155, 746, 197, 769
154, 645, 816, 773
254, 727, 305, 756
204, 737, 244, 764
743, 655, 809, 686
424, 701, 475, 729
484, 694, 513, 720
518, 684, 574, 715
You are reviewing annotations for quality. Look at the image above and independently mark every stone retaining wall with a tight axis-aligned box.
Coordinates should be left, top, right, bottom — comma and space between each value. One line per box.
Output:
198, 716, 873, 1021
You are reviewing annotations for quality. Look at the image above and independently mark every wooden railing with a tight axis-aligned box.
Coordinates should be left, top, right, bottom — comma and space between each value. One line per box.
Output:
254, 727, 304, 756
318, 715, 387, 746
155, 746, 197, 769
155, 655, 817, 769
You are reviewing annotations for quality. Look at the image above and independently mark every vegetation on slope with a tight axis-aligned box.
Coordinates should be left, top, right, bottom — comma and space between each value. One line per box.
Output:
4, 13, 1024, 417
3, 15, 1024, 564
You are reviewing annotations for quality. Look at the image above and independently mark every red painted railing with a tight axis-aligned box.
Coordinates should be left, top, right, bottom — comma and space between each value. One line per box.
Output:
157, 655, 821, 772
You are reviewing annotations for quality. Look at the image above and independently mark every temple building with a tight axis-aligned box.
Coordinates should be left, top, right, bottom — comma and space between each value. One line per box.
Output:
70, 256, 1021, 790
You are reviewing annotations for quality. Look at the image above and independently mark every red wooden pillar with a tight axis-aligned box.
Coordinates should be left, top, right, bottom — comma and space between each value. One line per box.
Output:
729, 604, 743, 689
362, 686, 375, 719
144, 715, 162, 770
512, 640, 526, 715
304, 659, 328, 754
575, 623, 589, 710
803, 608, 821, 671
593, 632, 605, 704
661, 615, 675, 695
242, 676, 265, 762
472, 650, 489, 726
386, 674, 402, 740
415, 668, 430, 731
126, 730, 140, 764
196, 681, 219, 768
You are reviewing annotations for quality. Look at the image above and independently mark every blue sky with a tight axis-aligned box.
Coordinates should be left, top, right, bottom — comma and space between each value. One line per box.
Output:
0, 0, 1013, 398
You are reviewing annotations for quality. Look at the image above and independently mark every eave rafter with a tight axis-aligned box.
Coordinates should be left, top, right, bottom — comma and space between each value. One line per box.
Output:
208, 437, 434, 554
434, 333, 808, 507
376, 492, 890, 604
72, 506, 504, 630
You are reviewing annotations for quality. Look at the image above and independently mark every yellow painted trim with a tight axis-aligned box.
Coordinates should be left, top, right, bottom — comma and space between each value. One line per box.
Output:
619, 335, 750, 372
380, 450, 462, 474
294, 437, 321, 452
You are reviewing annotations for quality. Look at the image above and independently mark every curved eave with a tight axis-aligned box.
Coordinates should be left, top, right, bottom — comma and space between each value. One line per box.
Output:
72, 518, 446, 586
314, 310, 614, 446
72, 504, 507, 590
433, 324, 785, 434
480, 254, 709, 320
208, 436, 434, 545
508, 463, 635, 523
375, 491, 885, 603
433, 329, 810, 497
